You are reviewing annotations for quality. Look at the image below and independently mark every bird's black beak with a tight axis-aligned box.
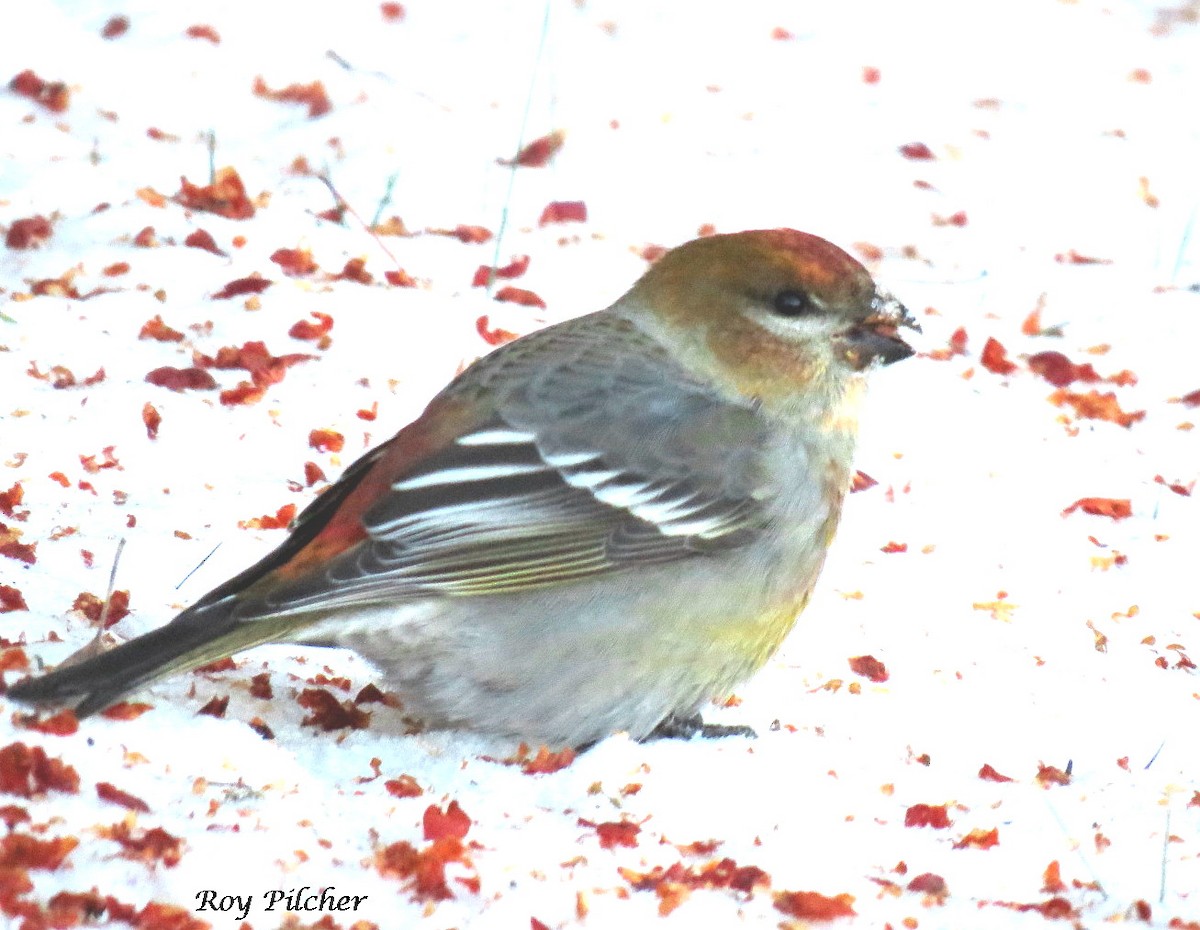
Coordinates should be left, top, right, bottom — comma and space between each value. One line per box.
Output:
837, 291, 919, 370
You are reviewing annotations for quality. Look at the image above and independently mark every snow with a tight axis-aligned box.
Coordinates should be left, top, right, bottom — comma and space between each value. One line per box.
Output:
1, 0, 1198, 927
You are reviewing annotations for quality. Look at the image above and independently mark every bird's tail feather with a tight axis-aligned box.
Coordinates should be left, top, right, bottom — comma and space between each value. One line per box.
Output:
7, 605, 300, 718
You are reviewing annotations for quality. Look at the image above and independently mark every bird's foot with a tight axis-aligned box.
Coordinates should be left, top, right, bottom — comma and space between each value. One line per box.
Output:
646, 713, 757, 742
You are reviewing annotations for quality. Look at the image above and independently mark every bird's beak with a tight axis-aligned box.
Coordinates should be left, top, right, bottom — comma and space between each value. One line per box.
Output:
837, 290, 919, 370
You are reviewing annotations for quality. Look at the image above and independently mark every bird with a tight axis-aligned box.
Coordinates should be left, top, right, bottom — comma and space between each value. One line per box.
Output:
9, 228, 916, 747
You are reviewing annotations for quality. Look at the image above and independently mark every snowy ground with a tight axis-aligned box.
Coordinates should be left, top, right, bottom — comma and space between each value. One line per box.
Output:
1, 1, 1199, 928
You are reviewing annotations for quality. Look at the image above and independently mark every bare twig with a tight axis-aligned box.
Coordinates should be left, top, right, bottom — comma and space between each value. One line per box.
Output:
177, 542, 222, 591
370, 173, 398, 230
206, 130, 217, 183
96, 538, 126, 631
1160, 803, 1170, 904
488, 0, 553, 297
316, 171, 405, 272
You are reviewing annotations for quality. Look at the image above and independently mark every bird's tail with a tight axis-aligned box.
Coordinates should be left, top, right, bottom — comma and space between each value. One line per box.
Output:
7, 604, 299, 718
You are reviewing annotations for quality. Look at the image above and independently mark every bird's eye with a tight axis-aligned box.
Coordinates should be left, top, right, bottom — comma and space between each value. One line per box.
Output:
772, 289, 813, 317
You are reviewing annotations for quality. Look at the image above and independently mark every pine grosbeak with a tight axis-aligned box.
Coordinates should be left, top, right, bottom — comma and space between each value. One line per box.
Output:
11, 229, 916, 746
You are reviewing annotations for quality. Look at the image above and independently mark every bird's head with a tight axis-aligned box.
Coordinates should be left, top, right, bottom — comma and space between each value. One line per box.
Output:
621, 228, 918, 413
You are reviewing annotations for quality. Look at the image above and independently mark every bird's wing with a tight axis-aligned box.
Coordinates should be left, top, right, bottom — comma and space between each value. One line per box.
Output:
239, 311, 773, 614
3, 313, 780, 717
